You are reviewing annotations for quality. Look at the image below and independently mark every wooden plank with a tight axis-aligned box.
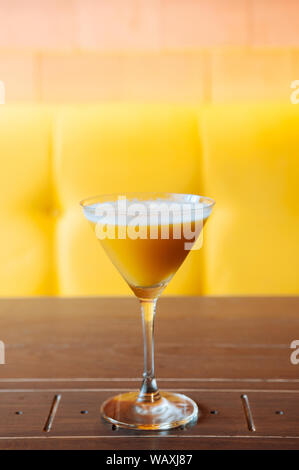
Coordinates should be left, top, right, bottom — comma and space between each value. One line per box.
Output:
0, 387, 297, 436
1, 435, 299, 450
0, 297, 298, 380
2, 378, 299, 390
0, 391, 56, 437
0, 297, 298, 449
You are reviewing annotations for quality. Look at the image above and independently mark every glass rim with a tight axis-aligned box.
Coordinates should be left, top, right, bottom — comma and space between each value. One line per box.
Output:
80, 192, 215, 215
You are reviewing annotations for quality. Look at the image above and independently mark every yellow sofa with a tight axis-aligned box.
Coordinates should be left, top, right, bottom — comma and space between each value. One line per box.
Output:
0, 103, 298, 296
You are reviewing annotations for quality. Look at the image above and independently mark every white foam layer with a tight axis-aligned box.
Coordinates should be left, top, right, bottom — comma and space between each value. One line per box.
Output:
83, 199, 212, 226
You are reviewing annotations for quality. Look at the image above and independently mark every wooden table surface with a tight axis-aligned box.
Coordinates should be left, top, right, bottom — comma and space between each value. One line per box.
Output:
0, 296, 298, 450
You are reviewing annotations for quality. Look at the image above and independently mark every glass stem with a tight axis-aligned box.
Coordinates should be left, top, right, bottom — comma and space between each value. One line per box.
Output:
138, 299, 161, 403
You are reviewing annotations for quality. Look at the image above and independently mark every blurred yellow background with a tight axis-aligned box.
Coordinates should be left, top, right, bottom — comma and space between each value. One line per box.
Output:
0, 0, 298, 296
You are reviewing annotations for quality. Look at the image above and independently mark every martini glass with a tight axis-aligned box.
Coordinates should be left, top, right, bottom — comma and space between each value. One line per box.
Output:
80, 192, 215, 430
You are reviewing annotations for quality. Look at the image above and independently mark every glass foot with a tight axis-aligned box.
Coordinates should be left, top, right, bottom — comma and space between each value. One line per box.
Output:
101, 391, 198, 430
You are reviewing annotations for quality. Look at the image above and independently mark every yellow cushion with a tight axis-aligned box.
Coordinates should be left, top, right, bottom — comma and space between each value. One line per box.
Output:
200, 103, 299, 295
1, 212, 54, 296
0, 106, 54, 295
53, 104, 206, 295
0, 103, 299, 296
